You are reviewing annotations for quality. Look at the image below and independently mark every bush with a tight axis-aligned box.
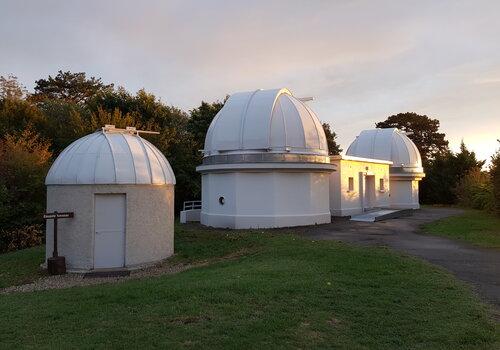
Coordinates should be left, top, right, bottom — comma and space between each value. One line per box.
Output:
454, 168, 494, 211
0, 127, 52, 230
491, 146, 500, 216
0, 224, 44, 253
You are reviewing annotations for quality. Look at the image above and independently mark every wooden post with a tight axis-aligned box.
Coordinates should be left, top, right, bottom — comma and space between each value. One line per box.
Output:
43, 211, 74, 275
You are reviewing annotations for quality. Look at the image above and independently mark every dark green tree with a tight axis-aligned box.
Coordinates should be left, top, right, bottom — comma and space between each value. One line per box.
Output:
490, 140, 500, 216
32, 70, 113, 104
376, 112, 449, 162
187, 99, 225, 152
420, 141, 485, 204
322, 123, 342, 155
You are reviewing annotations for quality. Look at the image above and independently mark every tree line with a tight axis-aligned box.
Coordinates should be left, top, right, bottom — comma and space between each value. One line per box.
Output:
0, 71, 498, 252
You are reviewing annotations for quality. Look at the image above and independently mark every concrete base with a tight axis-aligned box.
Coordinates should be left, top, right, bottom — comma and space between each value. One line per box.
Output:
201, 212, 331, 229
180, 209, 201, 223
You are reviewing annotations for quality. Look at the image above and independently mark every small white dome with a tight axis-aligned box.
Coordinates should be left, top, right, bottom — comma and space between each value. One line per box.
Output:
46, 127, 176, 185
346, 128, 423, 171
204, 88, 328, 156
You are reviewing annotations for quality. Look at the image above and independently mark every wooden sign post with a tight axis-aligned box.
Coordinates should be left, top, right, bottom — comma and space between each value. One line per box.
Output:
43, 211, 74, 275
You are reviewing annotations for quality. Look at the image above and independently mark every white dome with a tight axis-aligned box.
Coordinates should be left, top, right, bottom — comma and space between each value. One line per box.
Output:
46, 127, 176, 185
346, 128, 423, 171
204, 88, 328, 157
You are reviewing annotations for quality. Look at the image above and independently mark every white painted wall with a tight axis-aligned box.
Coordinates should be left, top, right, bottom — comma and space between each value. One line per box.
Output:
330, 157, 391, 216
389, 179, 420, 209
200, 170, 331, 229
45, 184, 174, 271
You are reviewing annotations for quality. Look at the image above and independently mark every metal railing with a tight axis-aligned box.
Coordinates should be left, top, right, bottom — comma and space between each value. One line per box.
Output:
183, 200, 201, 211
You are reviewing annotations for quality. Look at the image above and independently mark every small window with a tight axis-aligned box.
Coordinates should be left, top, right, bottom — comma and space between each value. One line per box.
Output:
348, 177, 354, 192
379, 178, 385, 191
218, 196, 225, 205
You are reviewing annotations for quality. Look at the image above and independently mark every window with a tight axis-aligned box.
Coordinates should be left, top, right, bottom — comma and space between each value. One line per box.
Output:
219, 196, 225, 205
348, 177, 354, 191
379, 178, 385, 191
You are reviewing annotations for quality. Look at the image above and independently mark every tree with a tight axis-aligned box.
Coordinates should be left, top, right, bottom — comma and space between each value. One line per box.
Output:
420, 141, 484, 204
0, 127, 52, 229
188, 99, 225, 152
376, 112, 449, 162
322, 123, 342, 155
0, 74, 27, 100
490, 140, 500, 216
32, 70, 113, 104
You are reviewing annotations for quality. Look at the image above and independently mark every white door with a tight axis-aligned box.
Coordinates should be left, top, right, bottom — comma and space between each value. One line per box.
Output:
364, 175, 376, 210
94, 194, 126, 269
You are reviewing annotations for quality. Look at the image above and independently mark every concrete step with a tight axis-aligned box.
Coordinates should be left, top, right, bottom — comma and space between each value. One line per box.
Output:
350, 209, 413, 222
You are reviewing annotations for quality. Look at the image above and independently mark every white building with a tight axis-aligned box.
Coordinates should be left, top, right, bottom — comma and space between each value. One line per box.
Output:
345, 128, 425, 210
329, 155, 392, 216
196, 88, 335, 229
45, 125, 176, 271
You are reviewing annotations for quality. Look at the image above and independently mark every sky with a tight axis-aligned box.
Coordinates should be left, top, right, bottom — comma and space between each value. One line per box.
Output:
1, 0, 499, 162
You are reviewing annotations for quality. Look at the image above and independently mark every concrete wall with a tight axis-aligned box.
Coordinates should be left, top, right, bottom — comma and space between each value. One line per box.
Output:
330, 159, 390, 216
200, 170, 331, 228
45, 184, 174, 271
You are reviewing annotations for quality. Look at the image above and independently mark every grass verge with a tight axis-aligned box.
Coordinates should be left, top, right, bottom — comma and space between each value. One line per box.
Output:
0, 224, 498, 349
422, 210, 500, 248
0, 246, 45, 288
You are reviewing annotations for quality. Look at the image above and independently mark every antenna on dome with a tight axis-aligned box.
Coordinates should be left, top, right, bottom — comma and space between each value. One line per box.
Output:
102, 125, 160, 135
297, 97, 314, 102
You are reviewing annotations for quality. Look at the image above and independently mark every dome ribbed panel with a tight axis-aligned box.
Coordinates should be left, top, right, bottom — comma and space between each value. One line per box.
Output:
45, 131, 176, 185
346, 128, 423, 169
203, 88, 329, 156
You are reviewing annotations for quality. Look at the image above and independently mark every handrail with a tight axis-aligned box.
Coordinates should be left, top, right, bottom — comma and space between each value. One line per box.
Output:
183, 200, 202, 210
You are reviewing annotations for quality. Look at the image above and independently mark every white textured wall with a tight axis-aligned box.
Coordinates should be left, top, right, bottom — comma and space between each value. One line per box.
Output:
330, 159, 390, 216
389, 179, 420, 209
45, 184, 174, 271
201, 171, 331, 228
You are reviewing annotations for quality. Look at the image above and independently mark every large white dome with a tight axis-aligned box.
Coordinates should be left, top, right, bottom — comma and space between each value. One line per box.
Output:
46, 126, 175, 185
203, 88, 328, 157
346, 128, 423, 172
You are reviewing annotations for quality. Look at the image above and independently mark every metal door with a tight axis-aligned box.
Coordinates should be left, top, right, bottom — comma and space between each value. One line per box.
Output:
94, 194, 126, 268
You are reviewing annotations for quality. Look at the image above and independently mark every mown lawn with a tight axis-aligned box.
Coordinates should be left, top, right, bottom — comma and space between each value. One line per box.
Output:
0, 225, 498, 349
0, 245, 45, 288
422, 210, 500, 248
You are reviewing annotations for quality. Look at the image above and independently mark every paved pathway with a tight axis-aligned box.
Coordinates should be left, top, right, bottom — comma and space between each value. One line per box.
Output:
297, 208, 500, 311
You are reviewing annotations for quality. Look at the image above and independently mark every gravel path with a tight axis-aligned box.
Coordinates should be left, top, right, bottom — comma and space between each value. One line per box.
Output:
0, 261, 206, 294
1, 248, 252, 294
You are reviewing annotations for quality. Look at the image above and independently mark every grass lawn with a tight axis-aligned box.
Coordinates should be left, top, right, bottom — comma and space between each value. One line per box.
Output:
0, 225, 499, 349
422, 210, 500, 248
0, 245, 45, 288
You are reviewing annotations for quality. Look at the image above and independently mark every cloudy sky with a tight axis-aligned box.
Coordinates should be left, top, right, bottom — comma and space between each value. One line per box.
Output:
1, 0, 499, 161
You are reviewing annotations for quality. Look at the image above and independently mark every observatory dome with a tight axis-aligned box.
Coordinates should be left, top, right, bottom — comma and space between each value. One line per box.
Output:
45, 126, 175, 185
203, 88, 328, 160
346, 128, 423, 173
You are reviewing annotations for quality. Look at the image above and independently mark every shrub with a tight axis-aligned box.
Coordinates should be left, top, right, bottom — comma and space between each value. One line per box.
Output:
491, 144, 500, 216
0, 127, 52, 230
0, 224, 44, 253
455, 168, 494, 211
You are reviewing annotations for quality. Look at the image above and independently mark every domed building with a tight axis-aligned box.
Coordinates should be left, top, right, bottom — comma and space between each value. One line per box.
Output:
346, 128, 425, 209
197, 88, 335, 229
45, 125, 175, 271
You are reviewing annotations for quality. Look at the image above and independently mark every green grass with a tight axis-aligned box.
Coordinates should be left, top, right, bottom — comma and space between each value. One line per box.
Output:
422, 210, 500, 248
0, 225, 498, 349
0, 245, 45, 288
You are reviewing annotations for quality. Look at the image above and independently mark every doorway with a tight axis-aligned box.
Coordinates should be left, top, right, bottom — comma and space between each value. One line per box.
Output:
364, 175, 376, 210
94, 194, 126, 269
